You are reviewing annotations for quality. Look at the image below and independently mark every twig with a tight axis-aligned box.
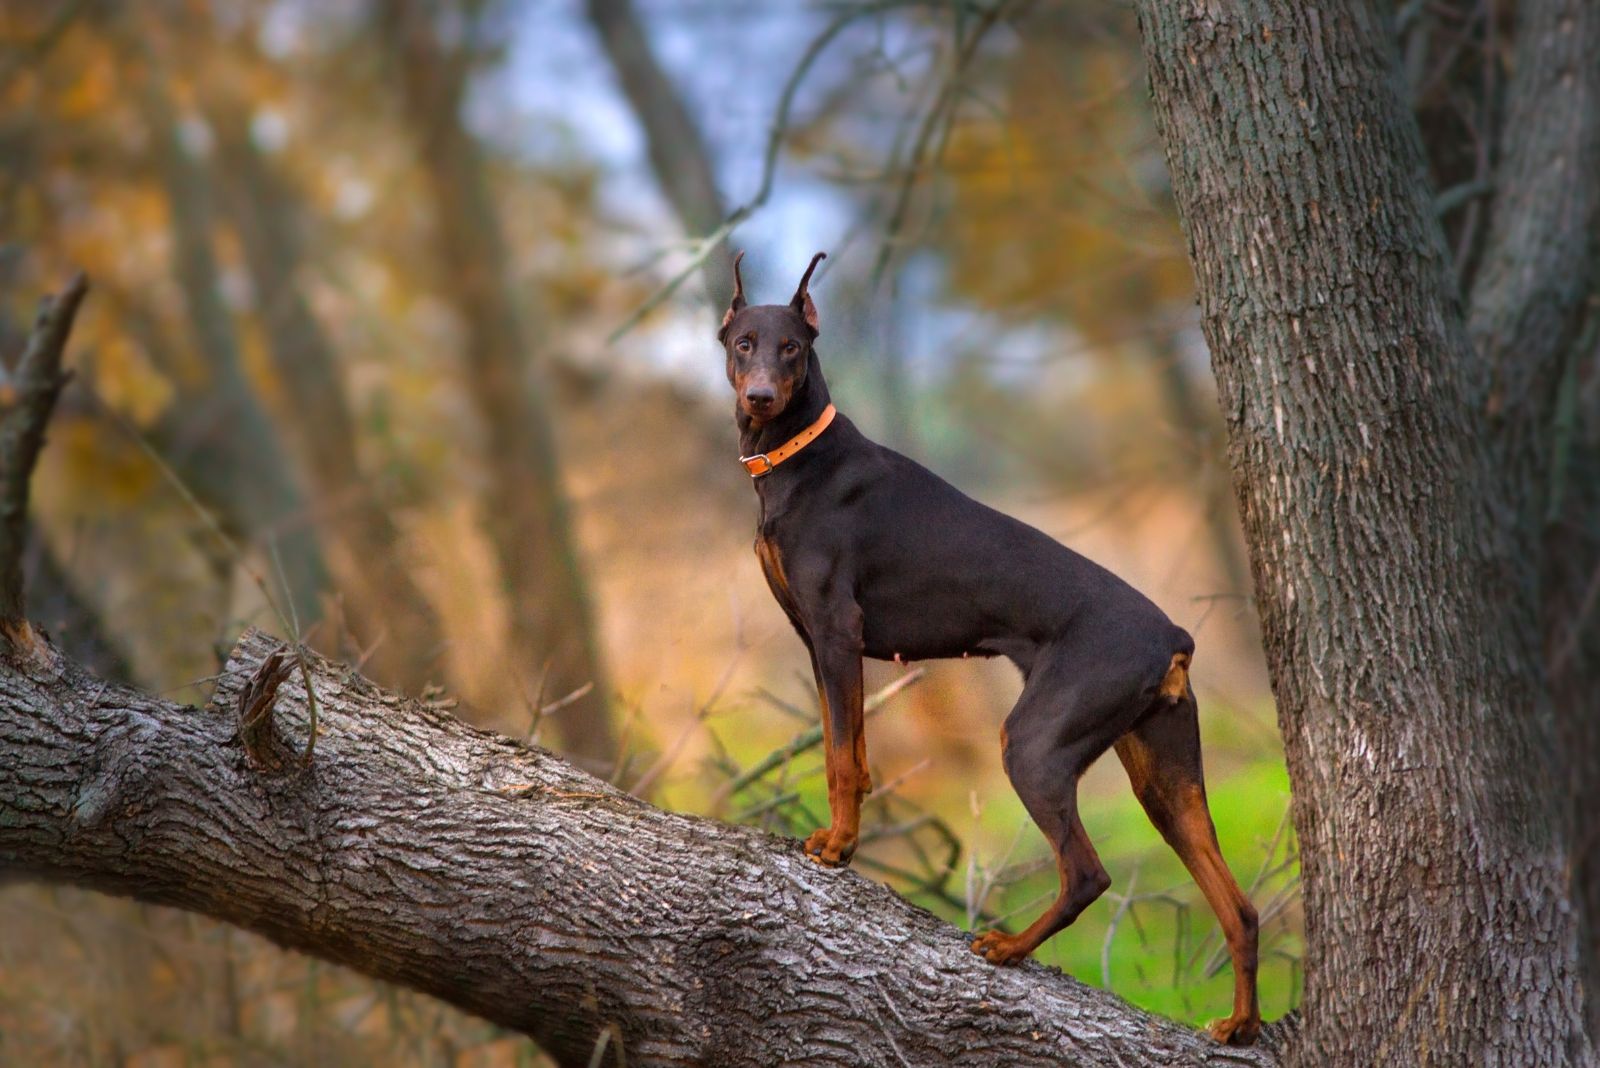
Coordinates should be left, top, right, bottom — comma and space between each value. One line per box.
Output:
711, 667, 925, 810
0, 272, 88, 626
732, 789, 802, 823
630, 646, 743, 797
609, 699, 645, 786
1433, 177, 1493, 216
862, 756, 931, 807
1102, 866, 1140, 988
543, 681, 596, 717
752, 685, 812, 722
867, 0, 1019, 292
605, 0, 960, 342
238, 650, 296, 770
964, 814, 1032, 928
587, 1021, 624, 1068
294, 652, 320, 766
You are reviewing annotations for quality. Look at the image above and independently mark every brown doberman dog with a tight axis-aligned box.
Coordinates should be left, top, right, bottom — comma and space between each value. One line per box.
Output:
720, 251, 1260, 1045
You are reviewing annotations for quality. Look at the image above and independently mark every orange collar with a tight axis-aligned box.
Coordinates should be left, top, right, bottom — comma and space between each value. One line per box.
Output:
740, 403, 837, 477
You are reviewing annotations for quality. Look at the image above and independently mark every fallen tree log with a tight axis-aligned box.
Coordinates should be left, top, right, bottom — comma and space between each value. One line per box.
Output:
0, 626, 1281, 1066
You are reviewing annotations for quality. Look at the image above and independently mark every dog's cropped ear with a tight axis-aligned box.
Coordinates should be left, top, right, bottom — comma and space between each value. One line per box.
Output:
718, 250, 747, 342
790, 251, 826, 337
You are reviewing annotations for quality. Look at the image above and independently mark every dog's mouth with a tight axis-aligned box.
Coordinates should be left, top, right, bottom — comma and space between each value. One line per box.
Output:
740, 400, 783, 424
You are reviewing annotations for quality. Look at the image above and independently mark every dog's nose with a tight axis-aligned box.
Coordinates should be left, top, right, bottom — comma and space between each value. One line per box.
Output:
745, 386, 776, 410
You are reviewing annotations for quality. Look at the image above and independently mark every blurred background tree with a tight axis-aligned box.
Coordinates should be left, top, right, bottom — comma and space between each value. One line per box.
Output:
1, 1, 1294, 1064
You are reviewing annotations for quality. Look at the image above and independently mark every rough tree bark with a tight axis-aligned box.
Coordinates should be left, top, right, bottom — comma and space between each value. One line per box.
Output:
1465, 0, 1598, 447
381, 0, 616, 769
1133, 2, 1594, 1064
1459, 0, 1600, 1030
0, 627, 1283, 1068
1553, 322, 1600, 1045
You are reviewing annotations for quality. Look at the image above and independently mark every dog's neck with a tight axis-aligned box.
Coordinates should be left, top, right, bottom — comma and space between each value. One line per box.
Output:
736, 349, 833, 460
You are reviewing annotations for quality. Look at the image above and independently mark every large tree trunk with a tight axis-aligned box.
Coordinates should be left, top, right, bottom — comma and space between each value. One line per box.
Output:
382, 1, 615, 769
1552, 337, 1600, 1044
0, 627, 1280, 1068
1460, 0, 1600, 1033
1133, 3, 1592, 1064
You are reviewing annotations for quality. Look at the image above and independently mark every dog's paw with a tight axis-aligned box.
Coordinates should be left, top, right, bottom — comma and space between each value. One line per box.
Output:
802, 828, 856, 867
969, 929, 1031, 966
1206, 1013, 1260, 1047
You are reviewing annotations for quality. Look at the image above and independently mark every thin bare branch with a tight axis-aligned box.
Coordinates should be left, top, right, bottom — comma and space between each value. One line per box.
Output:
0, 272, 88, 626
711, 667, 925, 811
605, 0, 969, 342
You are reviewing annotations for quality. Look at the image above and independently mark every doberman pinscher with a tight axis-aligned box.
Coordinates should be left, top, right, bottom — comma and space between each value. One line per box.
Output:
720, 252, 1260, 1045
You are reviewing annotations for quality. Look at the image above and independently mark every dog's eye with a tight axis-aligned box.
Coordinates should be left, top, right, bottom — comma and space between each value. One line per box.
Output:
736, 338, 753, 354
782, 342, 799, 356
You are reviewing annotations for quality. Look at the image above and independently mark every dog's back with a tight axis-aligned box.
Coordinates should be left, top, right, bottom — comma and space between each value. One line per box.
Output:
763, 411, 1184, 679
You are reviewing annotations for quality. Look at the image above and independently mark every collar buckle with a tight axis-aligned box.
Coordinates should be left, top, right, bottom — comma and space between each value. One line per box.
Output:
736, 403, 836, 479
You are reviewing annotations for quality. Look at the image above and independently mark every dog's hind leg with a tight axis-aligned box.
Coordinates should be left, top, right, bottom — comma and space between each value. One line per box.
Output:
971, 668, 1119, 966
1115, 689, 1260, 1046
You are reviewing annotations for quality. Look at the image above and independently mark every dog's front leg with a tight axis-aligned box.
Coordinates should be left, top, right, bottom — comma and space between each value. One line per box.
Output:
802, 615, 866, 867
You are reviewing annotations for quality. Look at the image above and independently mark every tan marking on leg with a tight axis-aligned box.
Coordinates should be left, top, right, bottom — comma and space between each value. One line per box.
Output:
853, 727, 871, 795
1117, 726, 1259, 1047
804, 679, 838, 859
